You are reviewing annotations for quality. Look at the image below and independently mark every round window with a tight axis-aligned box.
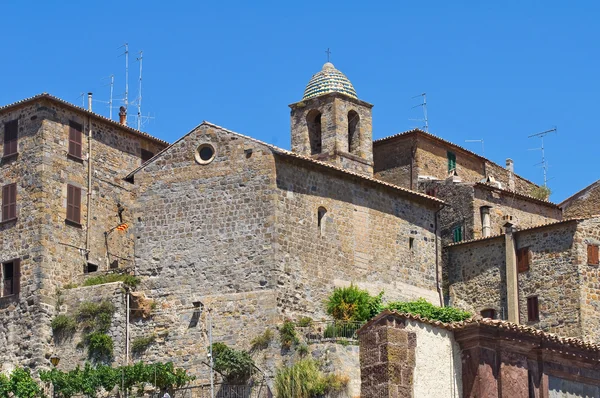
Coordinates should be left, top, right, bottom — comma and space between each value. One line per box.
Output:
195, 143, 216, 164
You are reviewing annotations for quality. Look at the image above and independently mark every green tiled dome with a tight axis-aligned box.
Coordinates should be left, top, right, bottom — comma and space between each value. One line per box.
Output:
302, 63, 358, 100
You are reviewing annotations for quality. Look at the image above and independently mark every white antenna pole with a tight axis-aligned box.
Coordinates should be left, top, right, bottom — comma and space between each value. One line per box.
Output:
109, 74, 114, 120
118, 43, 129, 110
410, 93, 428, 132
136, 51, 143, 130
465, 139, 485, 157
528, 127, 557, 187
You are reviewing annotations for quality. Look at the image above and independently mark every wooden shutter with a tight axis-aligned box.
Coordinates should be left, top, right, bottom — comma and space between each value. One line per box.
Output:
588, 245, 599, 265
13, 259, 20, 296
527, 296, 539, 322
447, 151, 456, 172
67, 184, 82, 224
68, 122, 83, 158
2, 183, 16, 221
3, 120, 18, 156
517, 247, 530, 273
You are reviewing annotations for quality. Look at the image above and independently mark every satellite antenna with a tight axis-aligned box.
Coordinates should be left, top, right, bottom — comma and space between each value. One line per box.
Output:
528, 127, 557, 187
465, 139, 485, 156
410, 93, 428, 132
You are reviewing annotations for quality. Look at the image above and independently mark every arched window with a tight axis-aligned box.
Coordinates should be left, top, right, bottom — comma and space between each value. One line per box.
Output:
317, 207, 327, 236
348, 110, 359, 153
306, 110, 322, 155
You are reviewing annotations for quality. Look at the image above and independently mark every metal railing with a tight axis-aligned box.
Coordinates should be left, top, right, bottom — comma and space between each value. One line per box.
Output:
298, 321, 364, 344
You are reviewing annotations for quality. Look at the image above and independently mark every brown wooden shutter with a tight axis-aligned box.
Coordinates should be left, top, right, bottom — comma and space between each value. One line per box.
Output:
527, 296, 539, 322
68, 122, 83, 158
67, 185, 82, 224
517, 247, 530, 273
588, 245, 599, 265
3, 120, 18, 156
2, 183, 16, 221
13, 259, 20, 296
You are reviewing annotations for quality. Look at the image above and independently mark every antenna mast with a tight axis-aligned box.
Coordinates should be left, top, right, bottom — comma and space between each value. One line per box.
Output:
528, 127, 557, 187
410, 93, 428, 132
136, 51, 143, 130
109, 74, 114, 120
465, 139, 485, 156
118, 43, 129, 111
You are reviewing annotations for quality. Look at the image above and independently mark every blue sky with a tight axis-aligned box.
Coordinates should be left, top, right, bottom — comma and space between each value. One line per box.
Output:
1, 1, 598, 202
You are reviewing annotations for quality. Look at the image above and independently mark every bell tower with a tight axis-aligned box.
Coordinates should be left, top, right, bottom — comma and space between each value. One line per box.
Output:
290, 62, 374, 176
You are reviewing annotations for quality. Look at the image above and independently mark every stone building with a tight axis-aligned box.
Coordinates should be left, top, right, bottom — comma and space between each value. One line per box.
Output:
358, 311, 600, 398
560, 178, 600, 218
446, 217, 600, 342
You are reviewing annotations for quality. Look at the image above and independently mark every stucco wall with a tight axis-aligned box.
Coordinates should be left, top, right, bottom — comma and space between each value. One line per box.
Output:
405, 320, 462, 398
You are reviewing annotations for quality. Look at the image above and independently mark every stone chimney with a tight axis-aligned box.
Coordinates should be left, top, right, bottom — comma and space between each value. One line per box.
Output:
506, 158, 515, 191
119, 106, 127, 126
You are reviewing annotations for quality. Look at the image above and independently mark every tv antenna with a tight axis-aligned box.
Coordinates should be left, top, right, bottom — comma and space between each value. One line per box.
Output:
118, 43, 129, 111
136, 51, 143, 130
410, 93, 428, 132
465, 139, 485, 157
528, 127, 556, 187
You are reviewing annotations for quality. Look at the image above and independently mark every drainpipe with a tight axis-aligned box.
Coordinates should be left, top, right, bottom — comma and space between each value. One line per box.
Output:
85, 93, 93, 263
435, 204, 445, 306
504, 223, 520, 323
125, 290, 130, 365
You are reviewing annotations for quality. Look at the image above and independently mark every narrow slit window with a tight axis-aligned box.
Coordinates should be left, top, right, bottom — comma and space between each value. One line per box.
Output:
307, 110, 322, 155
2, 183, 17, 221
588, 245, 599, 265
527, 296, 539, 322
317, 207, 327, 236
66, 184, 82, 224
347, 110, 359, 153
3, 120, 18, 157
68, 121, 83, 158
2, 259, 19, 297
409, 237, 414, 250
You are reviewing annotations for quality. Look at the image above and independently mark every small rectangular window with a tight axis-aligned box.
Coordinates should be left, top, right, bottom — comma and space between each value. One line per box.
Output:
66, 184, 82, 224
68, 121, 83, 159
588, 245, 599, 265
447, 151, 456, 172
527, 296, 539, 322
3, 120, 18, 157
409, 237, 414, 249
2, 183, 17, 222
517, 247, 531, 273
2, 259, 19, 297
480, 309, 496, 319
141, 149, 154, 162
453, 226, 463, 243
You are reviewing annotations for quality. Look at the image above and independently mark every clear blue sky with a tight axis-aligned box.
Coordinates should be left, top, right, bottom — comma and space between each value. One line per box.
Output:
2, 1, 598, 202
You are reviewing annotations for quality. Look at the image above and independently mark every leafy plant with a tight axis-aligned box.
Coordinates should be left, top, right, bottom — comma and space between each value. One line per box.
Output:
279, 321, 299, 349
63, 283, 78, 289
297, 316, 313, 327
530, 185, 552, 201
326, 284, 383, 322
384, 298, 471, 322
297, 344, 309, 357
274, 359, 348, 398
76, 300, 116, 360
83, 274, 140, 288
211, 343, 255, 383
85, 332, 114, 359
7, 367, 42, 398
52, 315, 77, 336
131, 335, 156, 354
250, 329, 273, 352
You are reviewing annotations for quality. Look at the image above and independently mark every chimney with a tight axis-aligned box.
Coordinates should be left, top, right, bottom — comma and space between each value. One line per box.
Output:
87, 92, 93, 112
119, 106, 127, 126
506, 158, 515, 191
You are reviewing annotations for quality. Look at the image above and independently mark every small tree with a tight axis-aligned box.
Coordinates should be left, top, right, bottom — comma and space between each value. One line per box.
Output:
530, 185, 551, 201
326, 284, 382, 322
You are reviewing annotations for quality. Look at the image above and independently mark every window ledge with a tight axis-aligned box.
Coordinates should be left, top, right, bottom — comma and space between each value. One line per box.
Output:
65, 219, 83, 228
0, 218, 17, 226
0, 294, 19, 307
67, 153, 85, 163
1, 153, 18, 163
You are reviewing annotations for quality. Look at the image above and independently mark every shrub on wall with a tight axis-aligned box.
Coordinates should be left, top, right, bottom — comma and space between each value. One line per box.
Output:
274, 359, 348, 398
211, 343, 255, 383
384, 298, 471, 322
51, 315, 77, 336
131, 335, 156, 354
326, 284, 383, 322
0, 367, 42, 398
76, 300, 117, 360
279, 321, 299, 349
83, 274, 140, 288
250, 329, 273, 352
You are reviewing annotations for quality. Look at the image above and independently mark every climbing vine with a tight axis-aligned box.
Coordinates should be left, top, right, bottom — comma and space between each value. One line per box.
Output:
0, 367, 42, 398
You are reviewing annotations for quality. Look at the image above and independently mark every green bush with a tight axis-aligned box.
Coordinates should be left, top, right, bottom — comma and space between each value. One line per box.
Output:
296, 316, 313, 327
279, 321, 299, 349
274, 359, 348, 398
131, 335, 156, 354
76, 300, 116, 360
85, 332, 114, 359
2, 367, 42, 398
211, 342, 255, 383
250, 329, 273, 352
326, 284, 383, 322
51, 315, 77, 336
83, 274, 140, 288
384, 298, 471, 322
530, 185, 552, 201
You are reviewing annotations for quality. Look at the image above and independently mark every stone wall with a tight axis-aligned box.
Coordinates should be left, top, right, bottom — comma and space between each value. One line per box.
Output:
561, 180, 600, 218
446, 236, 507, 317
484, 160, 538, 195
273, 155, 441, 317
373, 134, 415, 189
574, 217, 600, 342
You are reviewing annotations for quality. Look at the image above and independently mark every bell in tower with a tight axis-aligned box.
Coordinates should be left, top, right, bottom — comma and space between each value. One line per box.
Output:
289, 62, 374, 176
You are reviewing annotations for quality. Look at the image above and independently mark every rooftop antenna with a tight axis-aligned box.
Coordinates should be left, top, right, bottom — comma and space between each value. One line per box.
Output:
118, 43, 129, 111
136, 51, 143, 130
325, 48, 331, 63
528, 127, 557, 187
465, 139, 485, 157
109, 74, 114, 120
410, 93, 428, 132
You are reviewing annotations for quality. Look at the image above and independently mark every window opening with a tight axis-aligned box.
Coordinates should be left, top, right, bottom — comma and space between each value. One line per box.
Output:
66, 184, 82, 224
3, 262, 14, 296
307, 110, 322, 155
3, 120, 18, 157
447, 151, 456, 172
86, 262, 98, 273
409, 237, 414, 250
517, 247, 531, 273
2, 183, 17, 221
480, 206, 491, 238
68, 121, 83, 158
347, 110, 359, 153
141, 149, 154, 162
317, 207, 327, 236
452, 225, 463, 243
195, 144, 216, 164
588, 245, 599, 265
527, 296, 539, 322
480, 309, 496, 319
